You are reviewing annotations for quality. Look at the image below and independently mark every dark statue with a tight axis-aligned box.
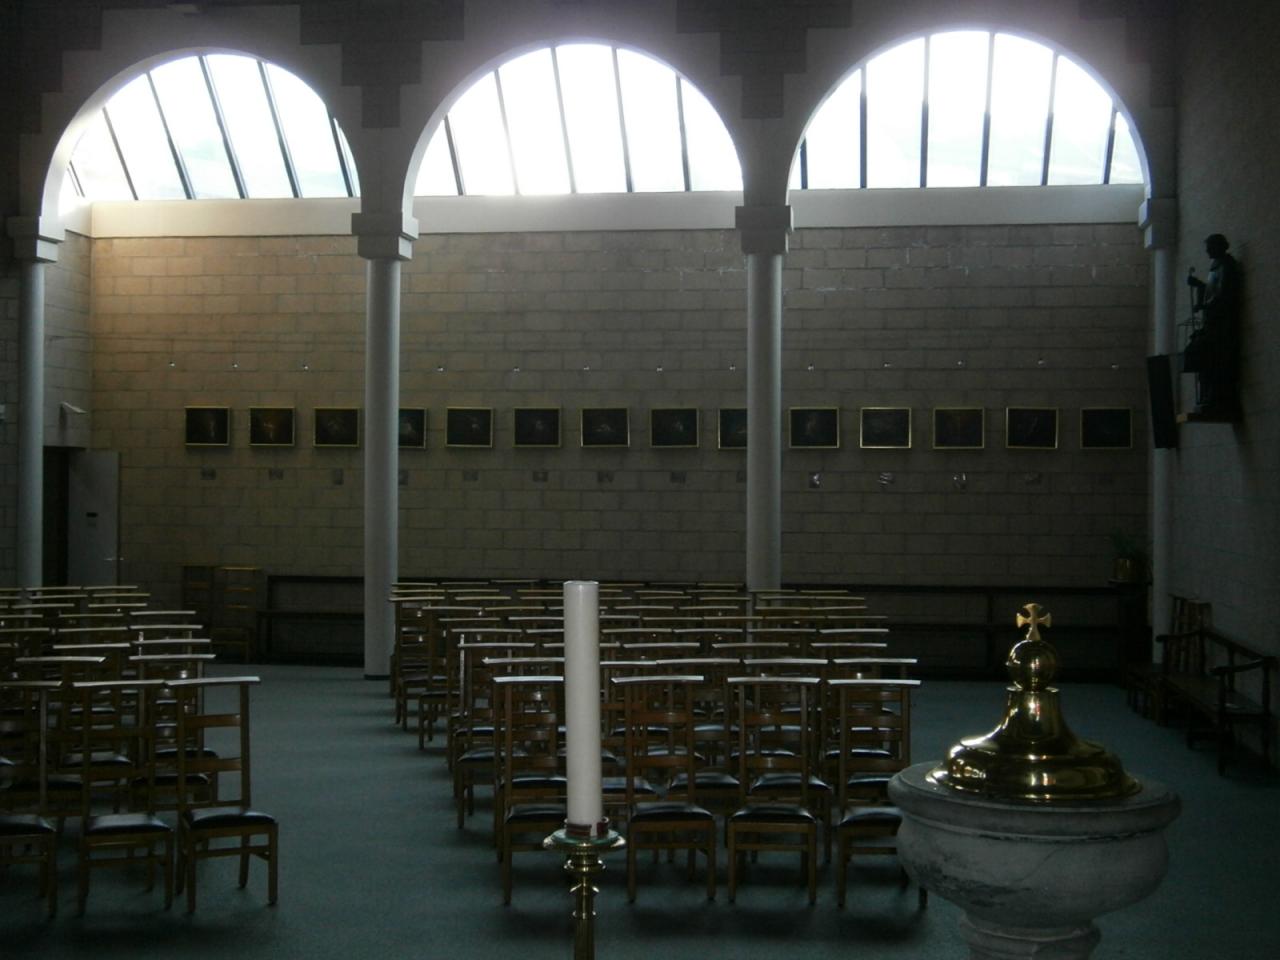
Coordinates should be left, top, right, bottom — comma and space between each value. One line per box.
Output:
1184, 233, 1240, 417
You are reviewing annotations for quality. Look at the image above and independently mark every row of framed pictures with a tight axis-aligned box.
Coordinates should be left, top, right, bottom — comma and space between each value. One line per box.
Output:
186, 405, 1134, 451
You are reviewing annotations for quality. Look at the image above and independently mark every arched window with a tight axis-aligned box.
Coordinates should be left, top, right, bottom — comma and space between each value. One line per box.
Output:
793, 31, 1144, 190
63, 54, 359, 207
414, 44, 742, 196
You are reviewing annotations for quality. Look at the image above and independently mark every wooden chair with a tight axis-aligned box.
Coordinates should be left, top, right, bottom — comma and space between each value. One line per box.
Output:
726, 676, 823, 904
493, 674, 566, 904
614, 674, 717, 901
827, 677, 924, 908
170, 676, 278, 912
0, 681, 61, 917
72, 679, 173, 914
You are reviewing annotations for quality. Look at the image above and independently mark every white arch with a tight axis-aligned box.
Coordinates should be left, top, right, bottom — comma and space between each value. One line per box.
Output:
785, 25, 1154, 201
403, 38, 743, 204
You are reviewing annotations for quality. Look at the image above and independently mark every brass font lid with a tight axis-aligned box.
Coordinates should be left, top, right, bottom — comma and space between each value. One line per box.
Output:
928, 603, 1140, 802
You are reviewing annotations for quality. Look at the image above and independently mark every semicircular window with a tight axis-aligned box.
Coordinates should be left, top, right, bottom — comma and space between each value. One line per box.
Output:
792, 31, 1145, 190
414, 44, 743, 196
65, 54, 359, 204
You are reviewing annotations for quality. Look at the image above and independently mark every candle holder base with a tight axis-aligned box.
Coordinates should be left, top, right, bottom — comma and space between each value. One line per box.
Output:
544, 825, 625, 960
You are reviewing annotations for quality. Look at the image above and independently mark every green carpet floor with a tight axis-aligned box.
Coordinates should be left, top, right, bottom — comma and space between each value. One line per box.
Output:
2, 664, 1277, 958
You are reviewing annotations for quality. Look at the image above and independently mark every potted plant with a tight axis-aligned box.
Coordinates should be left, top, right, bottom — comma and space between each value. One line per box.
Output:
1109, 530, 1148, 583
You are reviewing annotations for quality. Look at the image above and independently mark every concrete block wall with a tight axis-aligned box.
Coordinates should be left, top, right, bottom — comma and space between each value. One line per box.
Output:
83, 222, 1149, 606
1173, 0, 1280, 653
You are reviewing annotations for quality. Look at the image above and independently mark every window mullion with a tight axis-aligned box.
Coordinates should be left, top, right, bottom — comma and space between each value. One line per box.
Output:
67, 160, 86, 198
444, 116, 465, 195
1040, 52, 1059, 186
492, 69, 521, 196
676, 77, 691, 192
200, 56, 248, 199
1102, 106, 1118, 184
612, 47, 634, 193
101, 107, 138, 201
799, 139, 809, 190
259, 61, 301, 199
550, 47, 578, 194
147, 72, 194, 200
920, 35, 930, 187
858, 68, 868, 189
979, 32, 995, 187
330, 116, 355, 198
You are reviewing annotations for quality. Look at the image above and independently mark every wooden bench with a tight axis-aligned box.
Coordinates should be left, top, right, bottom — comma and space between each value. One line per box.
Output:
1157, 626, 1275, 774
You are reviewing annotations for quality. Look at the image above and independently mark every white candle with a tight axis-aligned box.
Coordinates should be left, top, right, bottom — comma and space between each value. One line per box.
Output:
563, 580, 603, 833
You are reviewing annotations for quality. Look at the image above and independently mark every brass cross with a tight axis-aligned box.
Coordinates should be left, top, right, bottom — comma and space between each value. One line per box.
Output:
1016, 603, 1052, 639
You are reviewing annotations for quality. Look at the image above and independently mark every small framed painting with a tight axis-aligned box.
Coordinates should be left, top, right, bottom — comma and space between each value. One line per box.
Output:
1080, 408, 1132, 449
514, 407, 561, 448
248, 407, 295, 447
446, 407, 493, 448
1006, 407, 1059, 450
398, 408, 426, 449
789, 407, 840, 449
184, 406, 230, 447
650, 408, 699, 448
313, 407, 359, 448
932, 407, 985, 450
718, 408, 747, 450
860, 407, 912, 449
581, 408, 630, 448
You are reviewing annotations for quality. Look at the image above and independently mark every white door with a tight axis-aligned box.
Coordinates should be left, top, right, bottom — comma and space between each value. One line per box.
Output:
67, 450, 120, 586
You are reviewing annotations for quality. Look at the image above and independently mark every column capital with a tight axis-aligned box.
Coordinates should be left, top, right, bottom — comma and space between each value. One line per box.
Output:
1138, 197, 1177, 251
351, 211, 419, 261
735, 205, 792, 256
6, 216, 64, 263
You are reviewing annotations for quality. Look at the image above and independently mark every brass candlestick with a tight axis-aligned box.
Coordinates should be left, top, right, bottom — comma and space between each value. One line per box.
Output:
928, 603, 1140, 802
544, 824, 625, 960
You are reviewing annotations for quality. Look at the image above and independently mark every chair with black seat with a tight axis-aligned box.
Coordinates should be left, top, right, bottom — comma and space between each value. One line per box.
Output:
169, 676, 278, 912
828, 677, 925, 908
658, 657, 741, 815
726, 675, 823, 904
614, 674, 717, 901
72, 678, 173, 914
493, 674, 565, 904
0, 680, 61, 918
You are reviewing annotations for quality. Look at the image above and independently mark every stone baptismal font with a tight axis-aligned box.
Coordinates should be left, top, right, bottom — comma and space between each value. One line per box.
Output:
890, 604, 1181, 959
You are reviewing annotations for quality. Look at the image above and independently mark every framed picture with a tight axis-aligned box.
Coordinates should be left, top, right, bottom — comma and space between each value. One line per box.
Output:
398, 408, 426, 449
184, 406, 230, 447
446, 407, 493, 448
789, 407, 840, 449
313, 407, 359, 448
248, 407, 295, 447
1080, 408, 1132, 449
581, 407, 629, 448
1006, 407, 1059, 450
860, 407, 912, 449
650, 408, 699, 448
718, 408, 747, 450
932, 407, 985, 450
514, 407, 561, 448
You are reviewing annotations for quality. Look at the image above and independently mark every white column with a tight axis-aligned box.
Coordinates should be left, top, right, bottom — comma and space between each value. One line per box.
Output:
1140, 199, 1177, 643
736, 205, 791, 591
354, 212, 416, 678
6, 217, 63, 589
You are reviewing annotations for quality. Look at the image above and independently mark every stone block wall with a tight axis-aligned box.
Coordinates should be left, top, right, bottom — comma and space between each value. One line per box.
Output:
1174, 0, 1280, 652
82, 222, 1149, 606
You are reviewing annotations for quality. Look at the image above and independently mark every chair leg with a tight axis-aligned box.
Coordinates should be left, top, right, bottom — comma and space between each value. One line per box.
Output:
706, 834, 717, 901
267, 826, 278, 905
726, 826, 737, 903
239, 836, 251, 888
185, 846, 198, 913
627, 838, 638, 903
837, 834, 847, 908
163, 836, 174, 910
807, 829, 817, 905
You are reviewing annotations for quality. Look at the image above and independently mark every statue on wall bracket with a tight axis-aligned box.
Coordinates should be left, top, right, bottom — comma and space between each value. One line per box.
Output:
1183, 233, 1241, 419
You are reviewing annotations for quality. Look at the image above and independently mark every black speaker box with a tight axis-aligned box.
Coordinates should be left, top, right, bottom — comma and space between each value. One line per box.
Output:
1146, 354, 1178, 449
